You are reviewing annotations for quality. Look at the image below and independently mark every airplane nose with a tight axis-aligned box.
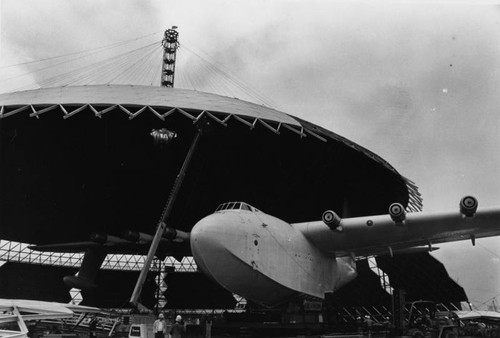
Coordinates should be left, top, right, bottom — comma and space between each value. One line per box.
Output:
190, 214, 229, 277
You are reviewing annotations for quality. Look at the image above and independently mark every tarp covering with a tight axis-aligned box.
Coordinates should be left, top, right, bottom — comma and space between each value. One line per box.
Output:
0, 85, 300, 126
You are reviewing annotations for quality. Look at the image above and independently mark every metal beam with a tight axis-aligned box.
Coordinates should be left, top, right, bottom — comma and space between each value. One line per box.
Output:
129, 122, 205, 308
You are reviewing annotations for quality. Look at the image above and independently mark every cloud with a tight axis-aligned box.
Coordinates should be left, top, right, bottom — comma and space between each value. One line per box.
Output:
2, 1, 499, 202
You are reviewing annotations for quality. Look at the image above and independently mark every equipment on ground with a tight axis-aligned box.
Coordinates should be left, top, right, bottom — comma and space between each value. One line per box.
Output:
405, 301, 458, 338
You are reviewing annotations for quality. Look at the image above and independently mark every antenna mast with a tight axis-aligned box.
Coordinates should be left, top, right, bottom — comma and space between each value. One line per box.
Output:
160, 26, 179, 87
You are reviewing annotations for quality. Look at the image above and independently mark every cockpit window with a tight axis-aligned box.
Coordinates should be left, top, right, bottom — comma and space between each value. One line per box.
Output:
215, 202, 259, 213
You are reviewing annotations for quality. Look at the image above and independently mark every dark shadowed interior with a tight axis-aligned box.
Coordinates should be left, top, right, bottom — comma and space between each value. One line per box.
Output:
0, 86, 419, 247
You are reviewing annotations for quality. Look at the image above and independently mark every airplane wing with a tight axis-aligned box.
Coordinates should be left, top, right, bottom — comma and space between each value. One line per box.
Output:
294, 197, 500, 257
28, 228, 191, 290
29, 241, 103, 252
29, 230, 191, 256
30, 241, 160, 255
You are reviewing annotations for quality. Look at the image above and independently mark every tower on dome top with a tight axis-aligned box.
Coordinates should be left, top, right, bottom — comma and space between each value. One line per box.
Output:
160, 26, 179, 88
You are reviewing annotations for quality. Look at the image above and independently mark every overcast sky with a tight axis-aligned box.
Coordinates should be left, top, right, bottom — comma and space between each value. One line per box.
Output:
1, 0, 500, 309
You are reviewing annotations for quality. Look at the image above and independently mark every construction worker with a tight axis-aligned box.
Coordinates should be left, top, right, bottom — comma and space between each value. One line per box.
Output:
153, 313, 167, 338
168, 315, 186, 338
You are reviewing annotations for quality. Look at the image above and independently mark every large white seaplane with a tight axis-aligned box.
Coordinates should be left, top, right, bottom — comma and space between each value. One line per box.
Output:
189, 197, 500, 305
32, 196, 500, 306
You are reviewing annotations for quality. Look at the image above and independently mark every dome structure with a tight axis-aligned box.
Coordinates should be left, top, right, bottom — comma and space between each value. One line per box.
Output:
0, 85, 421, 246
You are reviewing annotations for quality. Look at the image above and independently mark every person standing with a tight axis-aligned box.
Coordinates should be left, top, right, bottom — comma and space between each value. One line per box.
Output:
169, 315, 186, 338
364, 315, 374, 338
205, 317, 212, 338
153, 313, 167, 338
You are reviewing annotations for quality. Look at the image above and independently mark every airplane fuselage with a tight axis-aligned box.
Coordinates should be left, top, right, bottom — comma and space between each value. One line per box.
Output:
190, 202, 357, 305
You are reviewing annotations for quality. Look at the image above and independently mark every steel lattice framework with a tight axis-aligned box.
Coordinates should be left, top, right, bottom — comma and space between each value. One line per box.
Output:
368, 256, 394, 295
0, 240, 197, 271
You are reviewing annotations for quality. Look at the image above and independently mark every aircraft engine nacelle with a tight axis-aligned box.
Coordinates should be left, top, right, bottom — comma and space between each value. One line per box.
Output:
89, 233, 108, 244
89, 233, 130, 244
163, 227, 178, 240
322, 210, 342, 230
389, 203, 406, 224
163, 227, 190, 242
460, 196, 478, 217
122, 227, 189, 243
121, 230, 154, 243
